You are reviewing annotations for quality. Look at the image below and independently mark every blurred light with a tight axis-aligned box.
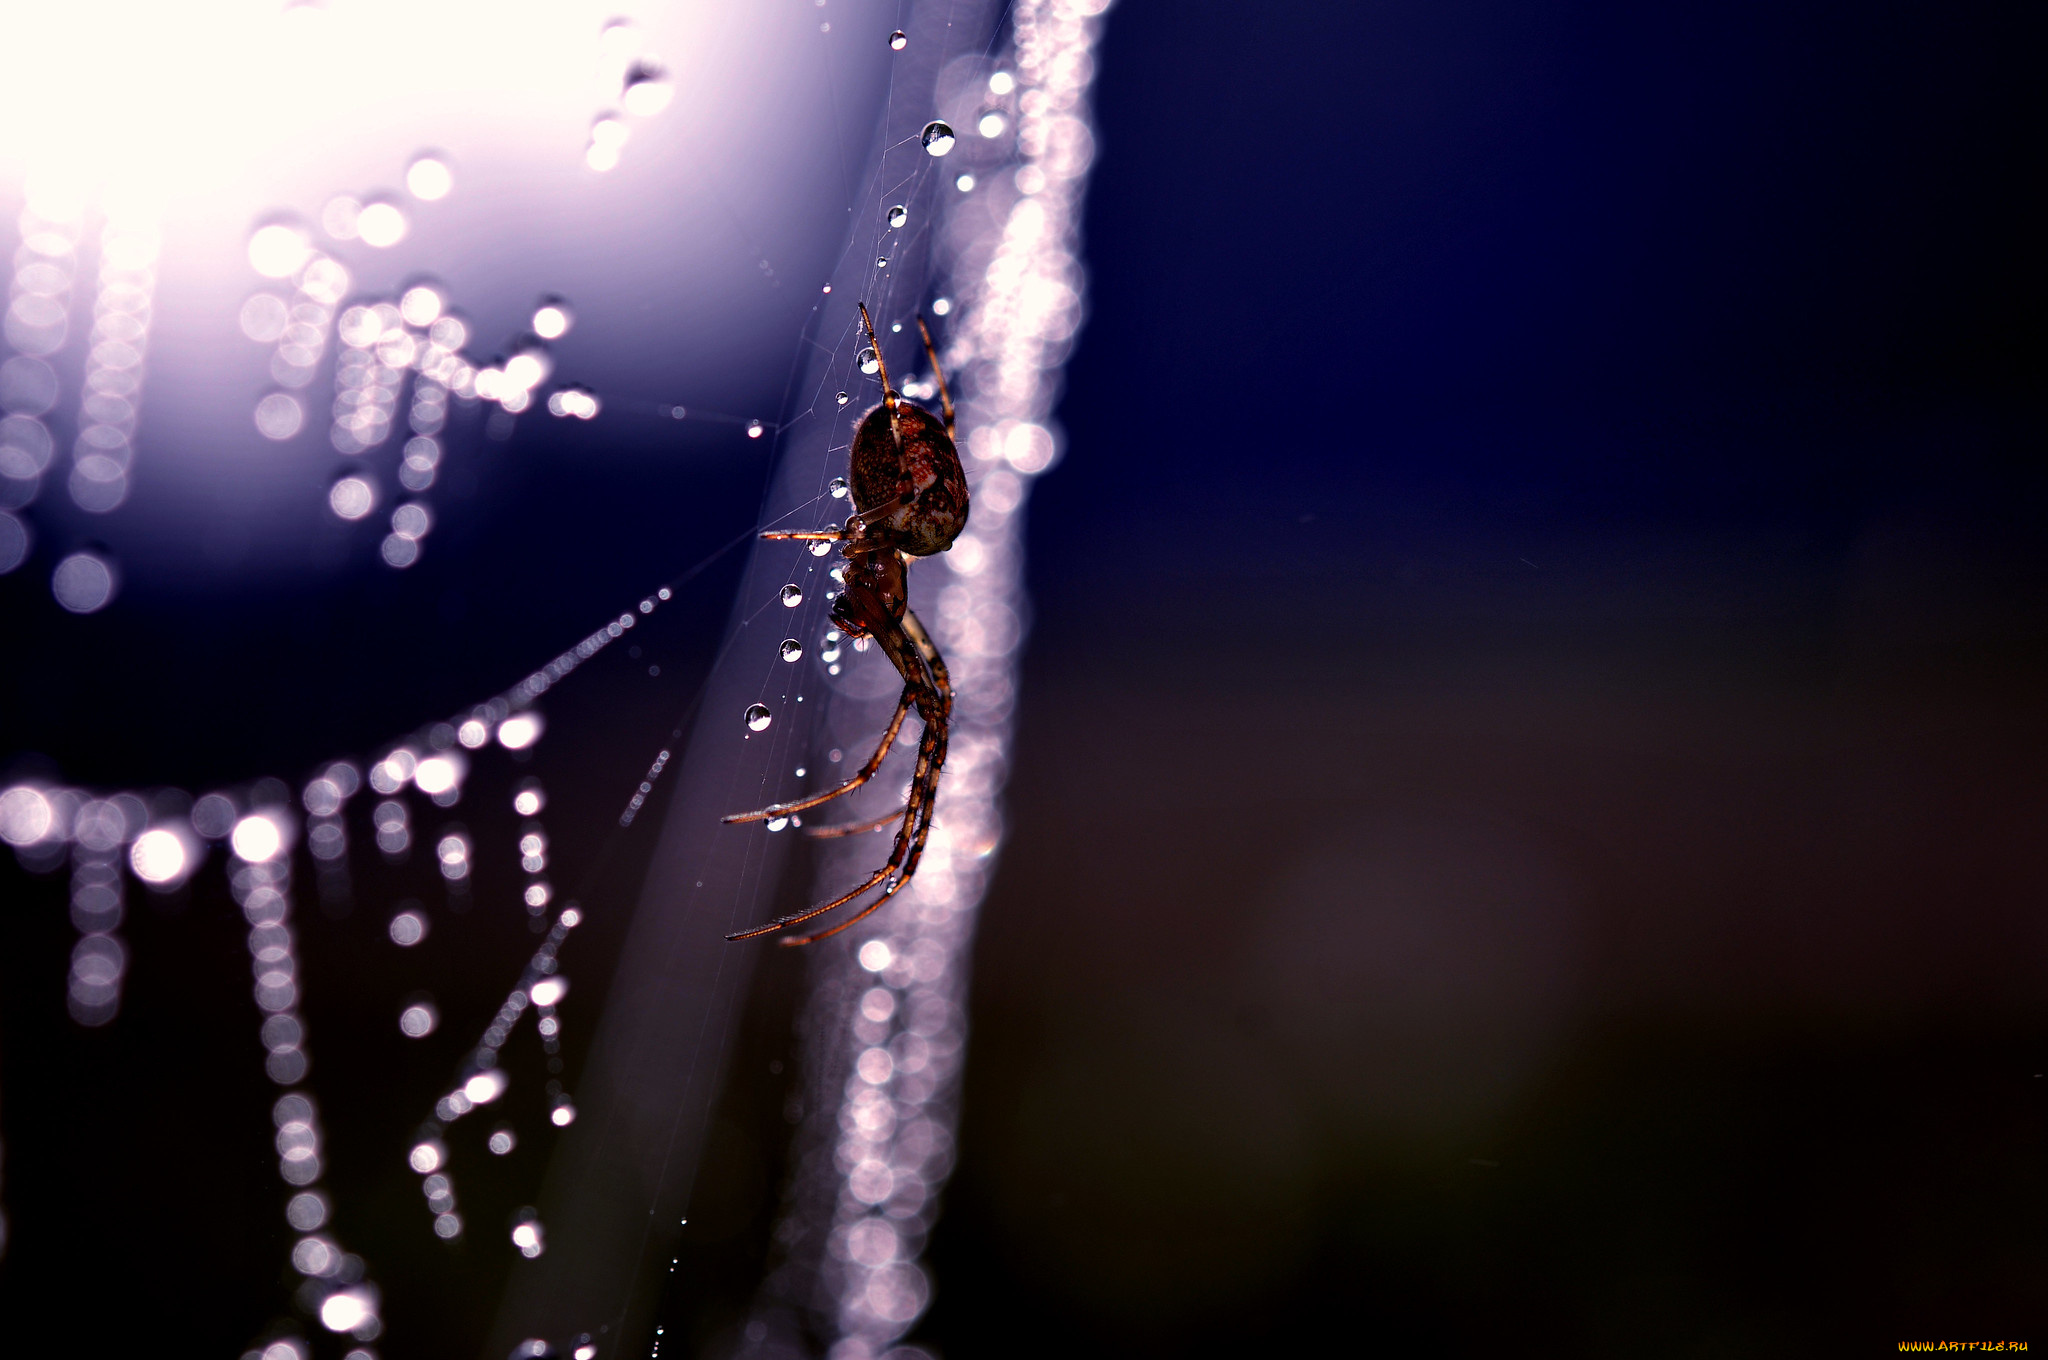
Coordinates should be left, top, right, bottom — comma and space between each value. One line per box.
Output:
329, 478, 375, 523
510, 1216, 545, 1257
550, 1101, 576, 1127
399, 1002, 438, 1038
528, 976, 568, 1007
321, 196, 362, 240
931, 296, 953, 316
458, 719, 489, 748
355, 201, 408, 248
380, 534, 420, 568
232, 814, 283, 863
388, 911, 426, 947
513, 783, 544, 815
621, 63, 674, 115
858, 940, 893, 972
51, 552, 115, 613
249, 224, 311, 279
978, 111, 1007, 138
434, 1212, 462, 1238
559, 906, 581, 928
286, 1190, 329, 1232
400, 286, 444, 327
129, 828, 188, 884
408, 1140, 444, 1174
0, 512, 27, 574
414, 755, 461, 795
318, 1289, 373, 1333
463, 1069, 506, 1104
254, 392, 305, 440
497, 714, 542, 749
261, 1342, 306, 1360
989, 70, 1016, 94
502, 350, 549, 392
406, 155, 454, 201
0, 786, 54, 845
292, 1235, 340, 1276
524, 882, 550, 907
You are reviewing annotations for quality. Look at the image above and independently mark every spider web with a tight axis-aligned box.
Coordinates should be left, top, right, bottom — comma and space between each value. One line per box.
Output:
0, 1, 1108, 1357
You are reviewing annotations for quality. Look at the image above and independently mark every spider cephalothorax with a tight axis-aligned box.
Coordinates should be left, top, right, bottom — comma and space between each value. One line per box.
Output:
724, 303, 967, 946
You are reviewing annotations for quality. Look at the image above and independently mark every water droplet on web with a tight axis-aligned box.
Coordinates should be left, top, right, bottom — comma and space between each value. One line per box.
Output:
921, 121, 956, 156
780, 639, 803, 662
858, 348, 879, 375
931, 297, 953, 316
830, 476, 849, 497
744, 704, 773, 732
886, 205, 907, 229
746, 420, 764, 438
876, 256, 889, 269
836, 391, 850, 406
888, 30, 908, 50
622, 62, 674, 116
780, 584, 803, 608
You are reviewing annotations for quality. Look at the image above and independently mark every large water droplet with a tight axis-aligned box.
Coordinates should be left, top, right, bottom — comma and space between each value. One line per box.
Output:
780, 639, 803, 662
886, 205, 907, 229
779, 584, 803, 608
858, 348, 880, 375
829, 476, 849, 498
921, 121, 956, 156
744, 704, 773, 732
835, 391, 850, 406
622, 63, 674, 115
809, 539, 832, 556
875, 256, 889, 269
888, 30, 908, 50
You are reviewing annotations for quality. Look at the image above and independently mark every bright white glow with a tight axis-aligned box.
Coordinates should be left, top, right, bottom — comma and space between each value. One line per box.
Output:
408, 1140, 444, 1173
400, 286, 444, 327
858, 940, 893, 972
330, 478, 375, 520
550, 1102, 576, 1127
511, 1219, 545, 1256
979, 111, 1008, 138
497, 714, 543, 749
231, 814, 283, 863
319, 1289, 373, 1333
0, 786, 54, 846
559, 907, 582, 928
503, 350, 549, 392
356, 201, 408, 248
413, 755, 460, 795
406, 155, 453, 201
458, 720, 489, 748
532, 305, 570, 339
528, 976, 568, 1007
989, 70, 1016, 94
129, 829, 188, 884
248, 225, 311, 279
464, 1069, 507, 1104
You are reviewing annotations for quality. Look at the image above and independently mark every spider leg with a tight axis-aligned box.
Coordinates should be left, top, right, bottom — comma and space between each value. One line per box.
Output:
803, 804, 906, 838
722, 688, 913, 824
727, 606, 951, 943
760, 529, 845, 542
857, 302, 898, 410
915, 315, 956, 442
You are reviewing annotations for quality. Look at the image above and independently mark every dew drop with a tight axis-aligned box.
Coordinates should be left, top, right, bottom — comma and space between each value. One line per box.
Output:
835, 391, 850, 406
746, 420, 764, 438
920, 121, 956, 156
888, 29, 907, 50
886, 205, 907, 229
780, 639, 803, 663
779, 584, 803, 608
931, 297, 953, 316
766, 816, 790, 832
744, 704, 772, 732
857, 348, 880, 375
876, 256, 889, 269
829, 476, 849, 498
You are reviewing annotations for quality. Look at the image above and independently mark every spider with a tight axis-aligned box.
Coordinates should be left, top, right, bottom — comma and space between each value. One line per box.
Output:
723, 302, 968, 946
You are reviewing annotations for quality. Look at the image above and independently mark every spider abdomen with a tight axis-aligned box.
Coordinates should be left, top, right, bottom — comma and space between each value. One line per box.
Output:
851, 401, 969, 557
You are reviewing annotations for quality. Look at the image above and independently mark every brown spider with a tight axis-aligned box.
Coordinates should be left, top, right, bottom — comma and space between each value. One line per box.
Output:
724, 302, 968, 946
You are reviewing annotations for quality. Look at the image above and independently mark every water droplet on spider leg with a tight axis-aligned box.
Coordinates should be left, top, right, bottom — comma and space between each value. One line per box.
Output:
744, 704, 772, 733
829, 476, 849, 497
780, 639, 803, 662
809, 540, 831, 556
857, 348, 879, 375
779, 584, 803, 607
888, 29, 908, 50
920, 121, 956, 156
835, 391, 850, 406
886, 205, 907, 229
